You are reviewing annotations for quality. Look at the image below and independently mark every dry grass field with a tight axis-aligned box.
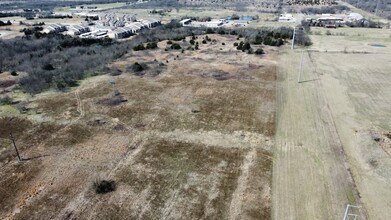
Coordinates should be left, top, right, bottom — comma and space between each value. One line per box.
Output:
2, 12, 391, 218
0, 35, 277, 219
273, 27, 391, 219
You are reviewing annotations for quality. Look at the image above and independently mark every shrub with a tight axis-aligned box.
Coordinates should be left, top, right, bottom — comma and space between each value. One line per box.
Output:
93, 180, 116, 194
255, 48, 264, 55
0, 96, 12, 105
166, 40, 173, 45
254, 35, 262, 45
11, 71, 18, 76
206, 28, 215, 34
222, 42, 225, 45
217, 29, 225, 35
146, 42, 158, 49
170, 43, 182, 50
129, 62, 145, 73
190, 39, 195, 45
133, 43, 145, 51
243, 42, 251, 50
202, 40, 207, 44
233, 42, 239, 47
42, 63, 55, 71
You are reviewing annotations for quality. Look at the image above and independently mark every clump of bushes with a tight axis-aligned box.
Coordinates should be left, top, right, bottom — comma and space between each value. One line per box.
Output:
146, 42, 158, 49
236, 41, 251, 52
301, 5, 350, 15
129, 62, 147, 73
263, 36, 284, 46
217, 29, 226, 35
255, 48, 264, 55
0, 96, 12, 105
93, 179, 116, 194
133, 43, 145, 51
42, 63, 55, 71
170, 43, 182, 50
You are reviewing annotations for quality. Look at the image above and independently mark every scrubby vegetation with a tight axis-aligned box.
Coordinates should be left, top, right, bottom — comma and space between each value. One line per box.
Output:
93, 179, 116, 194
345, 0, 391, 19
0, 20, 12, 26
301, 5, 350, 14
0, 20, 309, 95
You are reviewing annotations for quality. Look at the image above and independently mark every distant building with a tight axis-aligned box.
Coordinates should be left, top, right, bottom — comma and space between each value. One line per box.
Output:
191, 19, 225, 27
98, 13, 137, 27
80, 30, 108, 39
317, 16, 343, 22
347, 13, 363, 21
108, 27, 134, 39
180, 19, 192, 26
67, 24, 90, 36
43, 23, 66, 33
279, 14, 296, 22
233, 20, 249, 27
139, 19, 161, 28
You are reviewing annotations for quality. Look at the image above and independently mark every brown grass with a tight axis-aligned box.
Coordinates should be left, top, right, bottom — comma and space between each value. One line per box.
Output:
115, 139, 244, 219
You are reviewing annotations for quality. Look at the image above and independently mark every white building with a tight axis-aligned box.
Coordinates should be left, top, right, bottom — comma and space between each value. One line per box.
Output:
279, 14, 296, 22
67, 24, 90, 36
347, 12, 364, 21
180, 19, 192, 26
191, 19, 225, 27
43, 23, 66, 33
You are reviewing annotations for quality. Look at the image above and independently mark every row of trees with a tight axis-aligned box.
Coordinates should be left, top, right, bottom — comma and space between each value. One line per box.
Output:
0, 20, 12, 26
301, 5, 350, 14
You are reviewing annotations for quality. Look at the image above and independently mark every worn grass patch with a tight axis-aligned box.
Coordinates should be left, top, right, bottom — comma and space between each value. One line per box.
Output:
114, 139, 244, 219
48, 123, 92, 147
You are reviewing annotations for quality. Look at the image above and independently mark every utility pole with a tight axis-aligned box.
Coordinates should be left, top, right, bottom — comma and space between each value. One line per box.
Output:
291, 27, 296, 50
9, 132, 22, 161
375, 0, 380, 16
298, 50, 304, 83
110, 79, 119, 96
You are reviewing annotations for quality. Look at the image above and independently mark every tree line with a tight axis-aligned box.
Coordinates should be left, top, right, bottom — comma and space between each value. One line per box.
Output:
0, 20, 310, 95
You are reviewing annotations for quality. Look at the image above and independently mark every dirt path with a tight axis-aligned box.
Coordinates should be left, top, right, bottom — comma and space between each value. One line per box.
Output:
272, 50, 363, 219
75, 90, 84, 119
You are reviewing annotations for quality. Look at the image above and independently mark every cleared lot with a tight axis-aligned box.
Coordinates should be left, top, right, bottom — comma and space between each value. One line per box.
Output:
0, 35, 276, 219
